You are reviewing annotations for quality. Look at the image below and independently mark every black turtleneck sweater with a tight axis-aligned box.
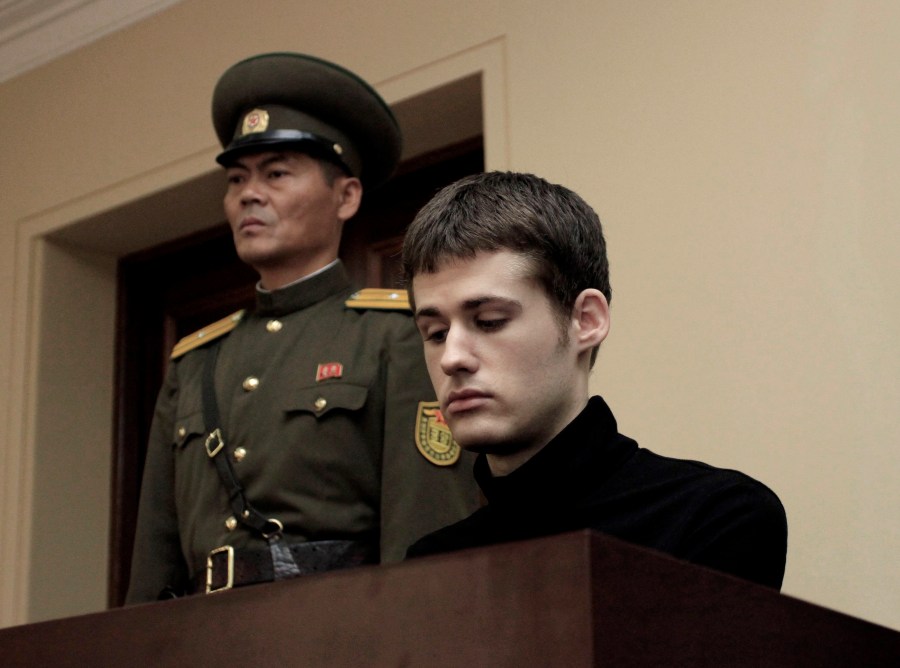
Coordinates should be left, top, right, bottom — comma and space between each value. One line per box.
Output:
407, 396, 787, 589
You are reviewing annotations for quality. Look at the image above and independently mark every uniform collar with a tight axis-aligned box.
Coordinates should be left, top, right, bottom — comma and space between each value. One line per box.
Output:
255, 261, 352, 316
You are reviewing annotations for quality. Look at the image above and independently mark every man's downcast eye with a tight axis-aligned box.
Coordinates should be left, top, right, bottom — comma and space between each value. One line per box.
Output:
477, 318, 508, 332
424, 328, 448, 343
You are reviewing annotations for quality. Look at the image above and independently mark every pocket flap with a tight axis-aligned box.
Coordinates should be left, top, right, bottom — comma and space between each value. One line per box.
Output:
172, 411, 206, 448
285, 383, 368, 417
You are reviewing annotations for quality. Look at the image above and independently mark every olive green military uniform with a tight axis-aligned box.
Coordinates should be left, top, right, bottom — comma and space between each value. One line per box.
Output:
127, 51, 477, 602
127, 262, 477, 602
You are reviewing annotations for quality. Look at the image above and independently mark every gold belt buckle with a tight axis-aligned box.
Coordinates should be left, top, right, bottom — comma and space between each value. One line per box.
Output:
206, 545, 234, 593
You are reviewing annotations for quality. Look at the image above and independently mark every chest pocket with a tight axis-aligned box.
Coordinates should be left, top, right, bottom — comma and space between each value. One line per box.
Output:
172, 411, 207, 449
285, 383, 368, 418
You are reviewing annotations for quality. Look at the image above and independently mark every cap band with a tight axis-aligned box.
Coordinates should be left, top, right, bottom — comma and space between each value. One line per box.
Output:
215, 129, 356, 174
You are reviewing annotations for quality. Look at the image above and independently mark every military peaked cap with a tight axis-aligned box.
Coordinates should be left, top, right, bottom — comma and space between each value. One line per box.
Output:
212, 52, 401, 188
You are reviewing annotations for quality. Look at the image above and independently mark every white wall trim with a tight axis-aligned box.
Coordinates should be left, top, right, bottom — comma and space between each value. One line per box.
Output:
0, 0, 184, 84
379, 38, 510, 172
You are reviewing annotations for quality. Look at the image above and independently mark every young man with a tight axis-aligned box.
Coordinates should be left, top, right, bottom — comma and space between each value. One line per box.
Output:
402, 171, 788, 589
126, 53, 477, 602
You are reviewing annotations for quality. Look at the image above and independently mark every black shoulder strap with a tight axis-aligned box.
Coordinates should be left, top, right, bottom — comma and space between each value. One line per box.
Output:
202, 341, 282, 538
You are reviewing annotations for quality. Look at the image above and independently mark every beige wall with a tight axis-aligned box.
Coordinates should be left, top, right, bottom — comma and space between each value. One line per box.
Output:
1, 0, 897, 630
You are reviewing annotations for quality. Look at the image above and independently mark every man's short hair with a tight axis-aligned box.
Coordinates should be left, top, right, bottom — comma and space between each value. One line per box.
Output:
402, 171, 611, 319
317, 157, 351, 186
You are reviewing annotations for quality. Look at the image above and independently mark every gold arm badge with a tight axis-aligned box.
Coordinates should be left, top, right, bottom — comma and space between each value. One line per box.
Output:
415, 401, 461, 466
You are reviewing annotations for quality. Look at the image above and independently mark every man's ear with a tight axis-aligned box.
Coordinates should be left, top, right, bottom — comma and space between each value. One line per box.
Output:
336, 176, 363, 222
571, 289, 610, 352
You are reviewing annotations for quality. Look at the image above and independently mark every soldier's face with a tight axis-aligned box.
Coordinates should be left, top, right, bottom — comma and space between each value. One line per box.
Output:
223, 150, 361, 288
412, 250, 587, 469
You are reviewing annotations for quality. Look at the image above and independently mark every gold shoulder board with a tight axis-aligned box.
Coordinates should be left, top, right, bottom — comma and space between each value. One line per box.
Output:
170, 310, 246, 359
345, 288, 410, 311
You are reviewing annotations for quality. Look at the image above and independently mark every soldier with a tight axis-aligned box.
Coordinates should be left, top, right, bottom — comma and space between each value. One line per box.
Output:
126, 52, 478, 602
402, 171, 787, 589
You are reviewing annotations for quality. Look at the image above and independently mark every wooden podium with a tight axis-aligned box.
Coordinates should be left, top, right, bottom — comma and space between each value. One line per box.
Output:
2, 530, 898, 666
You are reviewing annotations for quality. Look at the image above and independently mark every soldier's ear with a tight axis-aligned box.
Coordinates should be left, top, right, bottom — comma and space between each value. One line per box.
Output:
571, 289, 609, 352
336, 176, 362, 222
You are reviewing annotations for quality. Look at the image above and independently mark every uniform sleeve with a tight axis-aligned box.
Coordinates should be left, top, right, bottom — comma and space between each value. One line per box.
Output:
125, 362, 191, 603
684, 480, 788, 589
377, 315, 480, 562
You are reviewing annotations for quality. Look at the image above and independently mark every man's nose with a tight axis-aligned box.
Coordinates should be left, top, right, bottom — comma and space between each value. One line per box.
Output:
239, 175, 266, 205
439, 328, 478, 376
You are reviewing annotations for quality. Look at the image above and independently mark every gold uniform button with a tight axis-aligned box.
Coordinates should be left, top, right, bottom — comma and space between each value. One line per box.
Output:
314, 397, 327, 411
242, 376, 260, 392
225, 516, 237, 531
176, 426, 187, 438
233, 447, 247, 462
266, 319, 283, 333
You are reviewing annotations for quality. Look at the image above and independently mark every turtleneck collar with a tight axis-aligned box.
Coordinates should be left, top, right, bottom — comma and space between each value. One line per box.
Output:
473, 396, 634, 506
255, 261, 353, 317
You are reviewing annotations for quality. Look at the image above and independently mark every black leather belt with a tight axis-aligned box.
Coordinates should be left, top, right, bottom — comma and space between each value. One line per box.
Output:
196, 539, 376, 594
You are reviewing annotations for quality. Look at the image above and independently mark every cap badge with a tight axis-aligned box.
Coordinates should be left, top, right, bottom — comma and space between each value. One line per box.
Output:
415, 401, 461, 466
316, 362, 343, 382
240, 108, 270, 136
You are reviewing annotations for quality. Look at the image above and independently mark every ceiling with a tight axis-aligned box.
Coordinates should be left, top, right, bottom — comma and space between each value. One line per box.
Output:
0, 0, 183, 83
